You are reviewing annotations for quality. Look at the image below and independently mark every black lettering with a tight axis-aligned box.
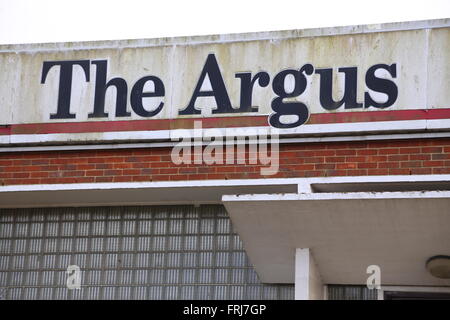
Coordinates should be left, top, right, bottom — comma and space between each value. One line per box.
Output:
89, 60, 130, 118
235, 72, 270, 112
269, 64, 313, 128
130, 76, 165, 117
315, 67, 362, 110
41, 60, 90, 119
364, 63, 398, 108
179, 54, 234, 115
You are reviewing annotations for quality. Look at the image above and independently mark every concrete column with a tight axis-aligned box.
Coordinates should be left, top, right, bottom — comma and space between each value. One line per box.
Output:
295, 248, 324, 300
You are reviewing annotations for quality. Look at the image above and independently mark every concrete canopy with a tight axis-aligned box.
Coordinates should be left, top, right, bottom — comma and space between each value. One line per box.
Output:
222, 191, 450, 286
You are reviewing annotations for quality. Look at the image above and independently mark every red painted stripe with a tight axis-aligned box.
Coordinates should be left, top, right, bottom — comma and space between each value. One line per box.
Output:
308, 109, 433, 124
7, 116, 269, 135
2, 108, 450, 136
0, 126, 11, 135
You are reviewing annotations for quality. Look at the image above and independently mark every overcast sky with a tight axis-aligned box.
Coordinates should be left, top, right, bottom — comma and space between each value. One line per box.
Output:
0, 0, 449, 45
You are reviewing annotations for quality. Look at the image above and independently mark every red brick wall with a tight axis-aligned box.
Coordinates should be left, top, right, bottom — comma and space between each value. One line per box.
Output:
1, 138, 450, 185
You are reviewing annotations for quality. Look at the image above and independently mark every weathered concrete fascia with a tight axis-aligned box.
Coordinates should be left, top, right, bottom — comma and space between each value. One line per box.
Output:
1, 18, 449, 53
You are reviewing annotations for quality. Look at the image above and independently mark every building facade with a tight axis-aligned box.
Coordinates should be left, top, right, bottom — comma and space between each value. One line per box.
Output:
0, 19, 449, 300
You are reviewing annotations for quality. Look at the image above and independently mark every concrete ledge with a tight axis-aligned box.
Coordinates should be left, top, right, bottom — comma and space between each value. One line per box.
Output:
0, 178, 298, 208
2, 174, 450, 207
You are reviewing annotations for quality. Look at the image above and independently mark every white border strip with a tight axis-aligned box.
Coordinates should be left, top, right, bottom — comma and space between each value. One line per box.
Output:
222, 191, 450, 202
2, 120, 450, 152
1, 174, 450, 194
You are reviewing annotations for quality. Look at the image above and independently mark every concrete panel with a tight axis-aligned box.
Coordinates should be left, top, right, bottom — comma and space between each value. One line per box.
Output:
428, 28, 450, 109
0, 20, 448, 128
223, 191, 450, 286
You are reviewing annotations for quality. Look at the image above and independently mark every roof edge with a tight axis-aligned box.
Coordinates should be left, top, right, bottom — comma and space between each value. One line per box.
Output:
1, 18, 449, 53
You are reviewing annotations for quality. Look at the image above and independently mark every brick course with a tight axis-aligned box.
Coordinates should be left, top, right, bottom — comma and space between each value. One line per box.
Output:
1, 138, 450, 185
